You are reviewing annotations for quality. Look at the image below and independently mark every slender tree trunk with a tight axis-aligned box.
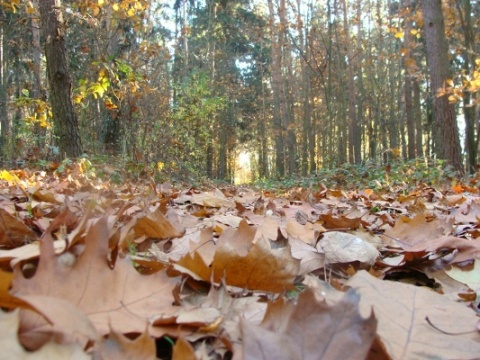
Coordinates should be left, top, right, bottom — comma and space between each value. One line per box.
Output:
421, 0, 463, 174
279, 0, 296, 175
403, 0, 416, 159
0, 8, 7, 159
39, 0, 82, 158
341, 0, 360, 164
355, 0, 364, 162
268, 0, 285, 176
455, 0, 477, 173
30, 0, 47, 149
413, 80, 423, 157
296, 0, 314, 174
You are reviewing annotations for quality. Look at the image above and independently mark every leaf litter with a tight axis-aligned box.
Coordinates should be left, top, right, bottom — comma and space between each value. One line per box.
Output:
0, 167, 480, 359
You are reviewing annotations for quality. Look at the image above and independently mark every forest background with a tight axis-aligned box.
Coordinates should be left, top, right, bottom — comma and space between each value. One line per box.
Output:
0, 0, 479, 184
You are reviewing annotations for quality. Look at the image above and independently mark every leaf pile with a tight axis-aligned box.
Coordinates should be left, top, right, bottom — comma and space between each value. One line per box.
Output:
1, 168, 480, 359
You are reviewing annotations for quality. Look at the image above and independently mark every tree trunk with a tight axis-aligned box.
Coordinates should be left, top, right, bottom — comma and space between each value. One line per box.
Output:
268, 0, 285, 177
31, 0, 47, 149
455, 0, 477, 173
413, 79, 423, 157
0, 8, 8, 159
421, 0, 463, 174
341, 0, 361, 164
403, 0, 416, 159
39, 0, 82, 159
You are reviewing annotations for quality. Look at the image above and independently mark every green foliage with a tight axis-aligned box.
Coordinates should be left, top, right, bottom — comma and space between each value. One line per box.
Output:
170, 70, 227, 174
254, 158, 461, 192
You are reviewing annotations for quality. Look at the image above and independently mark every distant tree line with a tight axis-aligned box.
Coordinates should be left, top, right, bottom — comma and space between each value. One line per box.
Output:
0, 0, 479, 179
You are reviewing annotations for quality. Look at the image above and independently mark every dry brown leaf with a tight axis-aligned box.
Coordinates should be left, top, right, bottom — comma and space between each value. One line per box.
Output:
176, 189, 235, 208
409, 235, 480, 263
172, 337, 196, 360
320, 211, 364, 230
240, 288, 376, 360
318, 231, 379, 265
382, 213, 453, 249
0, 240, 67, 268
10, 216, 179, 348
450, 201, 480, 223
135, 206, 184, 239
0, 310, 90, 359
347, 270, 480, 359
173, 221, 299, 292
0, 208, 37, 249
288, 236, 325, 275
95, 328, 157, 360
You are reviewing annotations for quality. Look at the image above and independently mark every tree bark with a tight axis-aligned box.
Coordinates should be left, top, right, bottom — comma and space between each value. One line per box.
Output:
421, 0, 463, 174
403, 0, 416, 159
455, 0, 477, 173
0, 8, 7, 158
39, 0, 82, 158
341, 0, 361, 164
268, 0, 285, 176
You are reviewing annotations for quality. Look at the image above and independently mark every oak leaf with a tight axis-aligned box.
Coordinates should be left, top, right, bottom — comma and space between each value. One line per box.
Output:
95, 328, 157, 360
0, 208, 37, 249
10, 216, 179, 348
382, 213, 453, 249
173, 220, 299, 292
134, 206, 184, 239
240, 288, 376, 360
347, 270, 480, 359
0, 310, 89, 359
318, 231, 379, 265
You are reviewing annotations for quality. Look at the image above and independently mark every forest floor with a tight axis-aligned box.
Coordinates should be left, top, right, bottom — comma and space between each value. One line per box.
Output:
1, 159, 480, 359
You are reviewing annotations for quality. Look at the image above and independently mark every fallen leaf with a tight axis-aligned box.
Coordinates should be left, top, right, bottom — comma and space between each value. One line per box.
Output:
95, 328, 156, 360
11, 216, 179, 348
318, 231, 379, 265
173, 221, 300, 292
135, 206, 184, 239
445, 259, 480, 291
289, 236, 325, 275
240, 288, 376, 360
0, 208, 37, 249
0, 310, 90, 359
172, 337, 196, 360
347, 271, 480, 359
382, 213, 453, 249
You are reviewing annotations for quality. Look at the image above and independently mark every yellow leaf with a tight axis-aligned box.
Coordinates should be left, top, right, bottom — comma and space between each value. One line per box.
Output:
74, 95, 84, 104
26, 2, 36, 14
98, 68, 108, 81
0, 170, 20, 186
98, 0, 104, 6
113, 3, 119, 11
37, 112, 47, 126
394, 30, 404, 39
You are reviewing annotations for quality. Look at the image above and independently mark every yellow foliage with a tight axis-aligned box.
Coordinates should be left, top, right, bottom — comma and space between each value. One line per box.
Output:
0, 170, 20, 186
394, 30, 404, 39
